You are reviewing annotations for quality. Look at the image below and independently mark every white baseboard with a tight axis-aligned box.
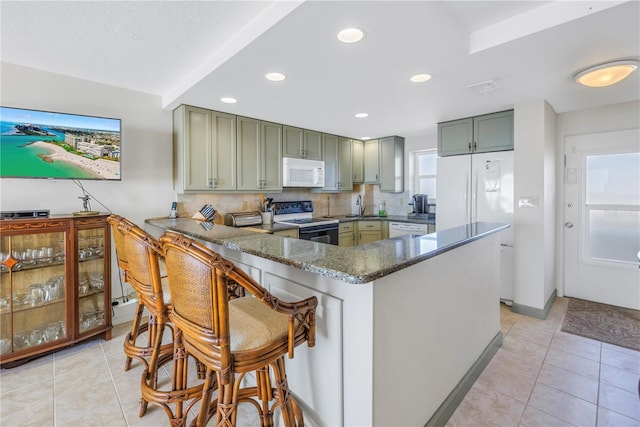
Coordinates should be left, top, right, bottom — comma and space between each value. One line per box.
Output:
112, 298, 139, 325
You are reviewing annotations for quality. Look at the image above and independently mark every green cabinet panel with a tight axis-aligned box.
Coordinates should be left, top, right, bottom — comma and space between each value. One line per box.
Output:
379, 136, 404, 193
438, 110, 513, 156
363, 139, 380, 183
352, 140, 364, 183
283, 126, 322, 160
438, 117, 473, 156
474, 110, 514, 153
317, 135, 353, 192
237, 117, 282, 191
173, 105, 236, 192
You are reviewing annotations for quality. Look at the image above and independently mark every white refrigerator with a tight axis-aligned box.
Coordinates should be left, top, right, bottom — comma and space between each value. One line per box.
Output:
436, 151, 514, 304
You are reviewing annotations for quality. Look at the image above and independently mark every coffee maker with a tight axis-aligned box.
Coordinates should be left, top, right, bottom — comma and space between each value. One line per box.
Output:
412, 194, 429, 214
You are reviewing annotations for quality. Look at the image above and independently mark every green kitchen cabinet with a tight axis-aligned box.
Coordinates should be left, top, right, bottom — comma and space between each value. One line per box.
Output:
338, 222, 355, 247
283, 126, 322, 160
318, 134, 353, 192
438, 110, 513, 156
379, 136, 404, 193
352, 139, 364, 183
173, 105, 236, 192
236, 117, 282, 192
357, 220, 382, 245
363, 139, 380, 184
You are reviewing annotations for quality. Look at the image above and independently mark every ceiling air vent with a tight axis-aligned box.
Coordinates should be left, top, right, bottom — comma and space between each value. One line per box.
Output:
466, 80, 501, 95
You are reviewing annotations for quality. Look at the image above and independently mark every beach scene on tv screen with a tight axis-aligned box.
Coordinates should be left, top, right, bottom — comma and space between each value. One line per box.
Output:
0, 107, 121, 179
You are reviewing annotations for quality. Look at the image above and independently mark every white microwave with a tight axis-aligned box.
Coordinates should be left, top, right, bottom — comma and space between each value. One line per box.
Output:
282, 157, 325, 187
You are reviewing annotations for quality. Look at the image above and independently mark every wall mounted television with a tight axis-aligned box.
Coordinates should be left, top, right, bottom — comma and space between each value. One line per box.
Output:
0, 106, 121, 180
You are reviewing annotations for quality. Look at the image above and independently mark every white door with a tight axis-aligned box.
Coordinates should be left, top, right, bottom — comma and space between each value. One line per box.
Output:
564, 129, 640, 310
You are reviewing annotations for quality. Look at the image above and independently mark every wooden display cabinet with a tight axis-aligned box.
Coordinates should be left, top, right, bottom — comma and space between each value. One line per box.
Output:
0, 214, 111, 366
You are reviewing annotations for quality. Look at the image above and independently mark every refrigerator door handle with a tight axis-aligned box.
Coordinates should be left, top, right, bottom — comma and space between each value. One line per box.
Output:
472, 170, 478, 223
465, 170, 470, 224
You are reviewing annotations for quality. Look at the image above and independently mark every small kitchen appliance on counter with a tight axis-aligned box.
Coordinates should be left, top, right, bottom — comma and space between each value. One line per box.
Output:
409, 194, 435, 220
224, 211, 263, 228
273, 201, 339, 245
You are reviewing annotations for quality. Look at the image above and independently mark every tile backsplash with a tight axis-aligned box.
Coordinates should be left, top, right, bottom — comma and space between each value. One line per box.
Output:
177, 185, 413, 222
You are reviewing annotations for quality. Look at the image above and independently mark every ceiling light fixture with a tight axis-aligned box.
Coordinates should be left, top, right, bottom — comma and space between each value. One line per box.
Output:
337, 28, 364, 43
266, 72, 286, 82
410, 74, 432, 83
355, 113, 368, 118
574, 60, 638, 87
361, 137, 371, 140
220, 97, 237, 104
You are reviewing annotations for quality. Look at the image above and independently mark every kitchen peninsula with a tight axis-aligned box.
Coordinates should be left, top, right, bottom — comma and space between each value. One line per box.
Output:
146, 218, 508, 426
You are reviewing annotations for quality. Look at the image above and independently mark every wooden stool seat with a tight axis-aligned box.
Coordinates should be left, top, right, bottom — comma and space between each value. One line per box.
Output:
160, 231, 317, 427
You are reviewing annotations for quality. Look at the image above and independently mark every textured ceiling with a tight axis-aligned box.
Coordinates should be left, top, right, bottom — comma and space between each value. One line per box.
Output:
2, 1, 638, 138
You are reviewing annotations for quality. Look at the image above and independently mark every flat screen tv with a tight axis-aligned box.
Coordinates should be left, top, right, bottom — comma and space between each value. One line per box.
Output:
0, 106, 121, 180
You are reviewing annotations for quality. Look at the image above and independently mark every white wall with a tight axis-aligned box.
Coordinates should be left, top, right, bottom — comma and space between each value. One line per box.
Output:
513, 100, 557, 311
0, 63, 175, 302
554, 100, 640, 295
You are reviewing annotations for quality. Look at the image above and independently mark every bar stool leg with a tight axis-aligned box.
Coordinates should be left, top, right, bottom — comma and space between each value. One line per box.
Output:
124, 299, 146, 371
256, 366, 274, 427
272, 357, 300, 427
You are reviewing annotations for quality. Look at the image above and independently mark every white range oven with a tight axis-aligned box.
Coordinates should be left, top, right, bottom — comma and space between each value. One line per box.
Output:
273, 200, 339, 245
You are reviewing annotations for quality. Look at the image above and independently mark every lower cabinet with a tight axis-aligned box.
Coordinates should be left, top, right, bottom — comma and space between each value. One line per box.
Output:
273, 228, 299, 239
338, 222, 355, 247
264, 272, 343, 427
0, 214, 112, 366
357, 220, 382, 245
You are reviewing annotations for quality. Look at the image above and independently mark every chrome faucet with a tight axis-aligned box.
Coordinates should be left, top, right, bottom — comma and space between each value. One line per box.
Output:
356, 194, 365, 216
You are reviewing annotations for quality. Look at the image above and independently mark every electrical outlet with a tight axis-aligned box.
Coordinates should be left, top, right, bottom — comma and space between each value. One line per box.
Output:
241, 200, 248, 210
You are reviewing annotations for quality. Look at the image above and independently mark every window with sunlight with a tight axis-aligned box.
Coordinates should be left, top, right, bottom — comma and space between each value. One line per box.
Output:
414, 151, 437, 198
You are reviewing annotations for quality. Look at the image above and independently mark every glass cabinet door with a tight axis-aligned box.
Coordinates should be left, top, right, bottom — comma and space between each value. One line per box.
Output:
77, 228, 106, 334
0, 231, 67, 357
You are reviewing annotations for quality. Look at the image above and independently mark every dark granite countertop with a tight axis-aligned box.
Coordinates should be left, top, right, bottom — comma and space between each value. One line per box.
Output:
146, 218, 507, 284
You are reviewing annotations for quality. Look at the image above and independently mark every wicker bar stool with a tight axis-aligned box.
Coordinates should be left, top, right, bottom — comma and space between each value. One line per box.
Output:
108, 215, 203, 422
109, 214, 171, 373
160, 231, 318, 427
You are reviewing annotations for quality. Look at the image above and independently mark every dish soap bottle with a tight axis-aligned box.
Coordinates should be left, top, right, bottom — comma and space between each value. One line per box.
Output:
378, 200, 387, 217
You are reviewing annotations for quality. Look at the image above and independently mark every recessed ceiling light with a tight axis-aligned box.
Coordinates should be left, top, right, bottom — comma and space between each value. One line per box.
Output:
266, 72, 286, 82
220, 97, 237, 104
337, 28, 364, 43
361, 137, 371, 140
355, 113, 368, 118
410, 73, 432, 83
574, 60, 639, 87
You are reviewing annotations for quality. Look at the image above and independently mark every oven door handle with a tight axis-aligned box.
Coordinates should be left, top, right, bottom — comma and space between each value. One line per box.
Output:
298, 225, 339, 234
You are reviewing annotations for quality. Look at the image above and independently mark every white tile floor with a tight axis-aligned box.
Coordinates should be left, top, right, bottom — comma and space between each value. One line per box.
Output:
1, 297, 639, 426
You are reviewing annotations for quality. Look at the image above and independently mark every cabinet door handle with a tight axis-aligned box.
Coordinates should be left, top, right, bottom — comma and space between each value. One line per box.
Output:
473, 141, 477, 151
468, 142, 472, 152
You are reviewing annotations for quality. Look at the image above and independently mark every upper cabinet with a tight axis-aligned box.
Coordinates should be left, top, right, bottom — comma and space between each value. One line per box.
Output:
283, 126, 322, 160
438, 110, 513, 156
318, 134, 353, 192
173, 104, 405, 194
379, 136, 404, 193
236, 117, 283, 192
173, 105, 236, 192
363, 139, 380, 184
352, 140, 364, 183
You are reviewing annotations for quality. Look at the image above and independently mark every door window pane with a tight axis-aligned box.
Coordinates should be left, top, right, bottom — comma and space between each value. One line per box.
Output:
586, 152, 640, 204
588, 209, 640, 263
585, 151, 640, 264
